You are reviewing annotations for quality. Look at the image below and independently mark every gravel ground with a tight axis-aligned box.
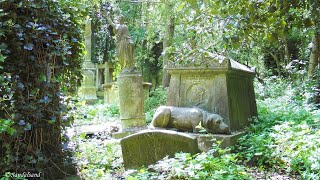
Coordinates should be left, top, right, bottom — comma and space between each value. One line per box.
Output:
248, 168, 300, 180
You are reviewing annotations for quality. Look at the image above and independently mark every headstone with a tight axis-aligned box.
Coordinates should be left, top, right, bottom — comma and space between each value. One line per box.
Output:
121, 129, 245, 169
121, 130, 199, 169
78, 19, 97, 102
167, 57, 257, 133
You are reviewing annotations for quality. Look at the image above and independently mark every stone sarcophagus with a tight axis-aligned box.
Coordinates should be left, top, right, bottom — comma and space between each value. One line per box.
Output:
167, 58, 257, 133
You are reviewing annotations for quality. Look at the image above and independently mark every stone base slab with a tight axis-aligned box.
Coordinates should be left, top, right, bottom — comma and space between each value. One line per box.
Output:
120, 117, 146, 130
112, 126, 146, 139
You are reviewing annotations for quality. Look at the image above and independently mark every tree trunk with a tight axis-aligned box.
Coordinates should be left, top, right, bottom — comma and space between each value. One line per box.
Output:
308, 32, 320, 78
283, 36, 290, 66
162, 3, 175, 87
269, 52, 281, 76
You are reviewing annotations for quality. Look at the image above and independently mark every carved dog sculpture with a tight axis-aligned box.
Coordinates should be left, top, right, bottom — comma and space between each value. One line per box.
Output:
151, 106, 229, 134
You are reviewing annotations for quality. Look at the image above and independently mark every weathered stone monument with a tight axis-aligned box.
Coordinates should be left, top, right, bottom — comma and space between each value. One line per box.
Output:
78, 19, 97, 102
166, 56, 257, 133
107, 14, 146, 137
120, 54, 257, 169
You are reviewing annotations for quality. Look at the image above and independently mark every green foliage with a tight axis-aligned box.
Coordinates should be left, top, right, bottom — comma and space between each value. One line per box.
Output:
128, 144, 251, 180
0, 0, 89, 176
107, 103, 120, 117
91, 1, 116, 63
69, 101, 119, 126
144, 87, 167, 123
0, 119, 16, 136
74, 137, 124, 179
236, 78, 320, 178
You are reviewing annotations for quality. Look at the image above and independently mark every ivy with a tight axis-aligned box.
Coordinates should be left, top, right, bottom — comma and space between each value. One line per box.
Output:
0, 0, 89, 177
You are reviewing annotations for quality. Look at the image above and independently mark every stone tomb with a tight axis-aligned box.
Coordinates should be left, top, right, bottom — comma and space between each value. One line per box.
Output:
167, 59, 257, 133
120, 58, 258, 169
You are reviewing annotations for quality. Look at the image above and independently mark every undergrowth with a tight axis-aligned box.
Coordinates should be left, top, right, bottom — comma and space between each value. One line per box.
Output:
74, 137, 124, 179
70, 77, 319, 179
144, 87, 167, 124
128, 77, 320, 179
68, 100, 120, 126
127, 144, 251, 180
236, 78, 320, 179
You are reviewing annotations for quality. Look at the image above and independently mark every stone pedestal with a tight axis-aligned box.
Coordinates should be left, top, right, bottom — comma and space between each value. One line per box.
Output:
142, 82, 153, 98
117, 70, 146, 133
102, 83, 119, 104
78, 61, 97, 103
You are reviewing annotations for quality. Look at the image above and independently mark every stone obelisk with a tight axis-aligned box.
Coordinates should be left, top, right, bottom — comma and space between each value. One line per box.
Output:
79, 19, 97, 103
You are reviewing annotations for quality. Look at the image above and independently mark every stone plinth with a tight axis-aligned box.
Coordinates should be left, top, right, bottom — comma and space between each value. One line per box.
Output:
118, 70, 146, 131
79, 61, 97, 103
167, 59, 257, 133
121, 129, 244, 169
102, 83, 119, 104
142, 82, 152, 98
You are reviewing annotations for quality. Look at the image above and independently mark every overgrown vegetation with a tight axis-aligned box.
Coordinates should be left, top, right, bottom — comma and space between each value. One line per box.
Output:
127, 144, 251, 180
69, 101, 119, 126
0, 0, 89, 178
1, 0, 320, 179
74, 137, 123, 179
236, 77, 320, 179
144, 86, 167, 123
121, 77, 317, 180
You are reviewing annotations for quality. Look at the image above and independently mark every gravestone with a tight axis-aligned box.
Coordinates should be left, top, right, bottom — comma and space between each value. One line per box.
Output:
78, 19, 97, 102
121, 129, 244, 169
121, 130, 199, 169
167, 57, 257, 133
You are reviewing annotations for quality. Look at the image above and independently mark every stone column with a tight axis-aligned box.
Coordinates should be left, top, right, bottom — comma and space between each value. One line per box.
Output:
118, 71, 146, 131
78, 19, 97, 103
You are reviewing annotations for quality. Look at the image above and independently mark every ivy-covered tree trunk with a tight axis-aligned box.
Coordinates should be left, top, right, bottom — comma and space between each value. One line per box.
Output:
308, 32, 320, 78
0, 1, 87, 178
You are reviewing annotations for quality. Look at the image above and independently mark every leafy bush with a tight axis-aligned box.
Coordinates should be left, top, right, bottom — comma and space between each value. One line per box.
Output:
236, 78, 320, 178
107, 103, 120, 117
69, 101, 119, 126
144, 87, 167, 123
74, 137, 124, 179
128, 144, 251, 180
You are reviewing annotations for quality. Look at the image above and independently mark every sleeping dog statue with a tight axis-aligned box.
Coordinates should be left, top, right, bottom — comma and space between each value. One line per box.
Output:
151, 106, 229, 134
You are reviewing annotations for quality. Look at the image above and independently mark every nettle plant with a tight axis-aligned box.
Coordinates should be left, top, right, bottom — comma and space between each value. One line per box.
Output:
0, 0, 87, 175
